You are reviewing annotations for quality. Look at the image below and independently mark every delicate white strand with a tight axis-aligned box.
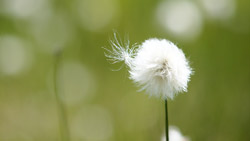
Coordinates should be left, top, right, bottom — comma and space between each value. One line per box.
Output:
104, 33, 137, 68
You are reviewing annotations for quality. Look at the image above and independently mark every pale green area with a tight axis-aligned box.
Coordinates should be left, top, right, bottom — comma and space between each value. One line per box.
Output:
0, 0, 250, 141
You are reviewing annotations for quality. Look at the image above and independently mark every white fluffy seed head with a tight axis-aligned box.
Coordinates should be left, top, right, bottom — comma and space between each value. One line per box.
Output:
130, 39, 192, 99
105, 36, 192, 100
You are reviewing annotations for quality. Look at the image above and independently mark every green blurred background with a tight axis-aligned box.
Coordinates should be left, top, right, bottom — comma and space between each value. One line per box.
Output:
0, 0, 250, 140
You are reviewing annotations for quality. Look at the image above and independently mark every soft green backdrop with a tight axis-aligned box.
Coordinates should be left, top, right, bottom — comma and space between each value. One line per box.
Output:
0, 0, 250, 140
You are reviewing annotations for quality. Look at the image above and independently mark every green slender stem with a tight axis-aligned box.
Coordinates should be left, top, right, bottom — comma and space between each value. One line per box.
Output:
54, 51, 70, 141
165, 100, 169, 141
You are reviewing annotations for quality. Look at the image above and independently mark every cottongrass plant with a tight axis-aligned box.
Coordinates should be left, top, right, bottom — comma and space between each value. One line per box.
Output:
104, 33, 192, 141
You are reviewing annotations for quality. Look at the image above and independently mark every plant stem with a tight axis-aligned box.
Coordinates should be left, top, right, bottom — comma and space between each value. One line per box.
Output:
165, 100, 169, 141
54, 51, 70, 141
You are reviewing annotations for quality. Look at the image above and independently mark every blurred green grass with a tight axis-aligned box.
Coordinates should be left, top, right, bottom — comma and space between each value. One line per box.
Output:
0, 0, 250, 140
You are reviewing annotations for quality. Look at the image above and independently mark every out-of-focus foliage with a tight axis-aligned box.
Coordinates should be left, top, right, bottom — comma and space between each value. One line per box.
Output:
0, 0, 250, 140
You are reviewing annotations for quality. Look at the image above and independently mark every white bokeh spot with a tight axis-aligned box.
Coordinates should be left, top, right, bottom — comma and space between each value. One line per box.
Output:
157, 1, 203, 40
200, 0, 236, 21
0, 36, 33, 76
58, 61, 96, 106
73, 0, 118, 31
